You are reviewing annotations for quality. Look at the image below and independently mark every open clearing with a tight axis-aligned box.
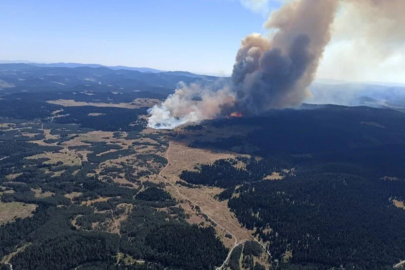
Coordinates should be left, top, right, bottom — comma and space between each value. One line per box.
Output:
48, 99, 141, 109
264, 172, 284, 180
26, 148, 82, 166
47, 98, 160, 109
0, 201, 37, 225
32, 188, 54, 198
393, 199, 405, 210
159, 141, 254, 249
162, 141, 238, 174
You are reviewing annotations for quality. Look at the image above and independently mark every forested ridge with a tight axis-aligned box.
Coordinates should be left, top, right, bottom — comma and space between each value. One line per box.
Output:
181, 154, 405, 268
180, 106, 405, 269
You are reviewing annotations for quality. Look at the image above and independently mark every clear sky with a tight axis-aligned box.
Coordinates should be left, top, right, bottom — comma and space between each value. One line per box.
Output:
0, 0, 281, 75
1, 0, 404, 84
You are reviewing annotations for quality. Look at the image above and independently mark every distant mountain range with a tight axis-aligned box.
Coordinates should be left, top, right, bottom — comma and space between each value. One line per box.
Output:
1, 61, 404, 111
0, 61, 162, 73
0, 63, 220, 95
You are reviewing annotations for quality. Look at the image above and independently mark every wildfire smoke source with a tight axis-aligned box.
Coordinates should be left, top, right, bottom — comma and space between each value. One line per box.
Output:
148, 0, 405, 130
230, 112, 243, 118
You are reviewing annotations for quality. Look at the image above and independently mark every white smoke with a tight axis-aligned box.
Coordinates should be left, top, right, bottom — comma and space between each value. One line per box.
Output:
147, 82, 235, 129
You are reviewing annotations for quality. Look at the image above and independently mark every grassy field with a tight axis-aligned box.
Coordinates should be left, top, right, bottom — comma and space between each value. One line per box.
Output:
0, 201, 36, 225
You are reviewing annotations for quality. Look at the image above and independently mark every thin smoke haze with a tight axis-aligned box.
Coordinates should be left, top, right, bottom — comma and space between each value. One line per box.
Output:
148, 0, 405, 130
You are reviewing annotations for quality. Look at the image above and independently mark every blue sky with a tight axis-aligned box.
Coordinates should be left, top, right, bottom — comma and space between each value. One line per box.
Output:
2, 0, 404, 84
0, 0, 281, 74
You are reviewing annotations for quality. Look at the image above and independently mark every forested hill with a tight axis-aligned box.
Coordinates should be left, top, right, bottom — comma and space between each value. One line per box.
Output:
180, 105, 405, 269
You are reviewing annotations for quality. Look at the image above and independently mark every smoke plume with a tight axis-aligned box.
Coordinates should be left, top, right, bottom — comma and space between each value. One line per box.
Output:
232, 0, 338, 114
148, 0, 405, 129
147, 82, 235, 129
319, 0, 405, 83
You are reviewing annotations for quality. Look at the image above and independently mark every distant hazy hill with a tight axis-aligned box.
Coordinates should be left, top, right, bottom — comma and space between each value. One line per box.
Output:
0, 61, 162, 73
32, 63, 162, 73
309, 80, 405, 111
0, 63, 216, 94
1, 62, 404, 110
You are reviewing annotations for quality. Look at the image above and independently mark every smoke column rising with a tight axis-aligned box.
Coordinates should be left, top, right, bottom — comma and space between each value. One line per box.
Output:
147, 83, 235, 129
148, 0, 405, 129
231, 0, 338, 114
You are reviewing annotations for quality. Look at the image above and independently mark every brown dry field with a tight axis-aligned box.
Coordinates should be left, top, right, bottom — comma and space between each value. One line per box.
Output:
6, 173, 23, 181
61, 131, 133, 150
159, 141, 254, 248
393, 199, 405, 210
0, 201, 37, 225
96, 149, 120, 157
26, 149, 82, 166
162, 141, 238, 174
21, 132, 38, 138
51, 170, 65, 177
112, 177, 138, 188
32, 188, 54, 198
65, 192, 83, 201
264, 172, 284, 180
81, 197, 111, 206
47, 99, 141, 109
47, 98, 160, 109
134, 137, 159, 145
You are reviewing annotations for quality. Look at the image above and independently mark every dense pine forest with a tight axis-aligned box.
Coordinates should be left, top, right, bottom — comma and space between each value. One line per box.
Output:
180, 106, 405, 269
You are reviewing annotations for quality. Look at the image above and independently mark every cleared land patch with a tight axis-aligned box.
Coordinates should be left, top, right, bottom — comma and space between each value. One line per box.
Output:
32, 188, 54, 198
264, 172, 284, 181
393, 199, 405, 210
26, 148, 82, 166
47, 98, 160, 109
0, 201, 36, 225
159, 142, 254, 249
